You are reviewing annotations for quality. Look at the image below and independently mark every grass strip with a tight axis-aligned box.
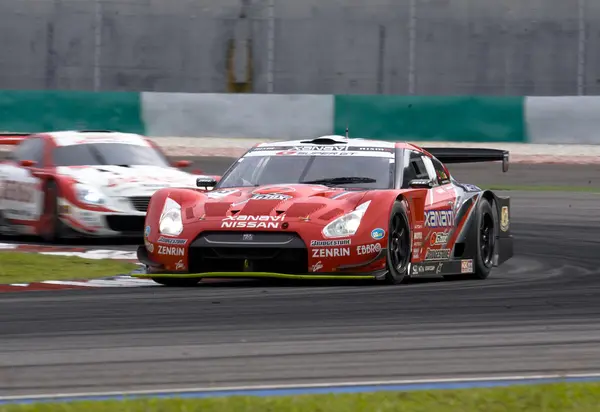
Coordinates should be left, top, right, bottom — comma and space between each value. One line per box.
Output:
2, 382, 600, 412
0, 251, 138, 284
488, 184, 600, 193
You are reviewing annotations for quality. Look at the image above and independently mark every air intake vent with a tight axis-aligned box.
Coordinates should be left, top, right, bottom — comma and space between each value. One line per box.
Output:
129, 196, 151, 212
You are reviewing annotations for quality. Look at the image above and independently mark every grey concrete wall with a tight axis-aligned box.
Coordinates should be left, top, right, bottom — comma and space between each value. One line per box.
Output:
1, 0, 599, 95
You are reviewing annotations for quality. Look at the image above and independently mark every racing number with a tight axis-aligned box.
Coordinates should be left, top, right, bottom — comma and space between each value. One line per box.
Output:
0, 180, 35, 203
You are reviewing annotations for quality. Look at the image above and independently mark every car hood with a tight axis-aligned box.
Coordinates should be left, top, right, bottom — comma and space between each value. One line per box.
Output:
197, 184, 369, 221
57, 165, 199, 196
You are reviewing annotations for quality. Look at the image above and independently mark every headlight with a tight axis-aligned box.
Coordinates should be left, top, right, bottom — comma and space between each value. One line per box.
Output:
75, 184, 106, 205
159, 197, 183, 236
322, 200, 371, 238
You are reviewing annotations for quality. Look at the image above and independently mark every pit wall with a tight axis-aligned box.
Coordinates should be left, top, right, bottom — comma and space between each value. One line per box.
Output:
1, 90, 599, 144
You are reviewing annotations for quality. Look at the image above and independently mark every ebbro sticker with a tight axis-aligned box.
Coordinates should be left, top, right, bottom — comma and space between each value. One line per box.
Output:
500, 206, 509, 232
356, 243, 381, 255
371, 228, 385, 240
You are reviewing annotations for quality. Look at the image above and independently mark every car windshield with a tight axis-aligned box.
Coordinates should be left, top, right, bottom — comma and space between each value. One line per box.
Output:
217, 148, 395, 190
53, 143, 170, 167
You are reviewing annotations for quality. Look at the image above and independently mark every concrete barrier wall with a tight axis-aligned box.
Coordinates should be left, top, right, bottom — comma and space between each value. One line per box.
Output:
2, 90, 600, 144
2, 0, 600, 96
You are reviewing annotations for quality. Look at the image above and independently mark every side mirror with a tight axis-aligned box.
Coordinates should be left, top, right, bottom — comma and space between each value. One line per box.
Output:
409, 178, 434, 189
20, 159, 36, 167
196, 177, 217, 189
174, 160, 191, 168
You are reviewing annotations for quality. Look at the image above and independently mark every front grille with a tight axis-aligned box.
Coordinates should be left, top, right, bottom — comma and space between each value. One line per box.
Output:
130, 196, 151, 212
188, 232, 308, 274
106, 215, 146, 233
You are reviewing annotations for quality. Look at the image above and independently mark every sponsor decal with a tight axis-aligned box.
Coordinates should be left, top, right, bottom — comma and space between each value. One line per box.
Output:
436, 188, 445, 194
0, 181, 36, 203
311, 261, 324, 272
175, 259, 186, 270
356, 243, 382, 255
411, 263, 444, 276
371, 228, 385, 240
430, 232, 450, 246
253, 185, 296, 193
310, 239, 351, 247
412, 249, 420, 259
207, 189, 239, 198
242, 234, 254, 241
424, 248, 451, 261
461, 259, 474, 273
221, 215, 285, 229
145, 240, 154, 253
413, 232, 423, 241
500, 206, 509, 232
250, 193, 291, 201
157, 236, 188, 245
312, 248, 350, 258
158, 245, 185, 256
425, 209, 454, 228
59, 205, 70, 215
144, 225, 151, 238
462, 183, 481, 192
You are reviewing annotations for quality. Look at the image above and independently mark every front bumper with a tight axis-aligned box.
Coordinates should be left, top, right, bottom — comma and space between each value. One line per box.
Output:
136, 230, 388, 278
58, 198, 147, 237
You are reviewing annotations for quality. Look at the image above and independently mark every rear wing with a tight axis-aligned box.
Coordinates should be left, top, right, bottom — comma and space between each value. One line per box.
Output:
0, 132, 31, 146
423, 147, 509, 172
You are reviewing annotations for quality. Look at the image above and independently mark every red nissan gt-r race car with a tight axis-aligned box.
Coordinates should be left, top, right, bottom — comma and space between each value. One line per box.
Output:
0, 130, 210, 241
135, 135, 514, 286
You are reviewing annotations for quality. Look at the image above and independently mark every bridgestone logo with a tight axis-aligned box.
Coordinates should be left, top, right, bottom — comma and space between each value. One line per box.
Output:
310, 239, 351, 247
425, 248, 451, 261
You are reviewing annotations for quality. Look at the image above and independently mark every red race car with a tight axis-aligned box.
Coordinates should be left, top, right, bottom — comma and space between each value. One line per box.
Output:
0, 130, 209, 241
135, 135, 513, 286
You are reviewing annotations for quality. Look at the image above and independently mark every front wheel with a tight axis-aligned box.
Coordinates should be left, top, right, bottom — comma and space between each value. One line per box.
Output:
383, 201, 411, 284
40, 181, 66, 243
152, 277, 201, 287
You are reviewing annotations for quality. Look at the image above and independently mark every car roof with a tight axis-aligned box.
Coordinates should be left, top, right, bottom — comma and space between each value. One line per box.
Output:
42, 130, 151, 147
255, 135, 427, 152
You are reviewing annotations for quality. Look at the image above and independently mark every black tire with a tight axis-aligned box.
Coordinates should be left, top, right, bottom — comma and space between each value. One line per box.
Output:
469, 198, 496, 280
40, 181, 66, 243
152, 277, 201, 287
383, 201, 411, 284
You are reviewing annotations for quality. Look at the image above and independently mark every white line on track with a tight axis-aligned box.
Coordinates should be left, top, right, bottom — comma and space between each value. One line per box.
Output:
2, 372, 600, 401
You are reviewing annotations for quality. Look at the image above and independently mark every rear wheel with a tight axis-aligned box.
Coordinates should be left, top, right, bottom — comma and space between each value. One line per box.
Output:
40, 181, 66, 243
469, 198, 496, 280
383, 201, 411, 284
152, 277, 201, 287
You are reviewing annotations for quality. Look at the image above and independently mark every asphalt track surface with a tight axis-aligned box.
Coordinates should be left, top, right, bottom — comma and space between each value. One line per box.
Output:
1, 157, 600, 397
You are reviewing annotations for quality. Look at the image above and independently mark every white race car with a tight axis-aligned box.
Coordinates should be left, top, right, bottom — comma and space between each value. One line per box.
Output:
0, 130, 215, 241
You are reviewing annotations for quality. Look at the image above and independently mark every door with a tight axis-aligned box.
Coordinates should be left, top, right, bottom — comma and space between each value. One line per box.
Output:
420, 155, 457, 263
0, 137, 46, 222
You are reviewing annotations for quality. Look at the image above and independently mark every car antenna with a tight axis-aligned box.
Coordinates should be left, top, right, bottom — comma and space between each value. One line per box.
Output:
345, 124, 349, 138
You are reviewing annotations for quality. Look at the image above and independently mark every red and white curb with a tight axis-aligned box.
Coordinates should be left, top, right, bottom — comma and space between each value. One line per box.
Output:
0, 275, 158, 292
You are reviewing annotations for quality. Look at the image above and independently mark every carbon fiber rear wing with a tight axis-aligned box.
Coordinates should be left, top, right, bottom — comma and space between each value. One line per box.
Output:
423, 147, 509, 172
